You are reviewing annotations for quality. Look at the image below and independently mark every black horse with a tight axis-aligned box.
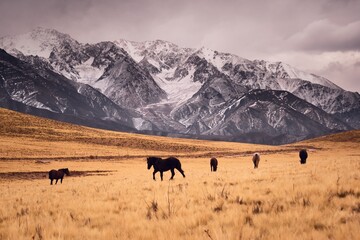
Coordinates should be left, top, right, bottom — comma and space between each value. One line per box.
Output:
49, 168, 70, 185
147, 157, 185, 181
210, 157, 218, 172
299, 149, 308, 164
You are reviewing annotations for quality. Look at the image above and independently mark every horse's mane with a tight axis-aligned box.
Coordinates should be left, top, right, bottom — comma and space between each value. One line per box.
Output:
58, 168, 70, 175
148, 156, 161, 162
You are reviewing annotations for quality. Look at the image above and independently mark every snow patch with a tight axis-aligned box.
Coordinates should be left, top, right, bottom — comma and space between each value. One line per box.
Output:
132, 118, 152, 130
249, 102, 257, 108
147, 58, 161, 69
114, 39, 144, 62
93, 78, 111, 93
153, 67, 202, 105
278, 63, 341, 90
196, 47, 250, 71
277, 78, 301, 93
74, 57, 104, 84
0, 27, 77, 58
0, 34, 52, 58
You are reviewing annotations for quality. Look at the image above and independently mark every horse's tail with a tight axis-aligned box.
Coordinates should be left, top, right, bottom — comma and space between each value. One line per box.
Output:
175, 159, 185, 177
176, 160, 183, 171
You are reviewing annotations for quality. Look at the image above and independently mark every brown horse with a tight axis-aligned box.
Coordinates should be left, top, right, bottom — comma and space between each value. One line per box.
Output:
49, 168, 70, 185
252, 153, 260, 169
147, 157, 185, 181
210, 157, 218, 172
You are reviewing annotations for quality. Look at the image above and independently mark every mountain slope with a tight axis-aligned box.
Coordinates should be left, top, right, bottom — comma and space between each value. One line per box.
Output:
114, 39, 193, 71
254, 60, 341, 90
0, 29, 168, 109
0, 48, 156, 132
0, 27, 82, 59
138, 45, 359, 120
207, 90, 350, 143
170, 86, 351, 144
92, 43, 167, 108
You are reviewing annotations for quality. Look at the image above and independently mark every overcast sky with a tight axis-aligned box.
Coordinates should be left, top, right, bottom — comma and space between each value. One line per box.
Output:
0, 0, 359, 92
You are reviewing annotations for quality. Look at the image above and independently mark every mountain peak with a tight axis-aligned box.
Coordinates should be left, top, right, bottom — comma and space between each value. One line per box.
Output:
196, 46, 215, 56
31, 26, 62, 35
0, 27, 81, 58
29, 27, 74, 41
148, 39, 177, 47
270, 61, 342, 90
192, 46, 251, 71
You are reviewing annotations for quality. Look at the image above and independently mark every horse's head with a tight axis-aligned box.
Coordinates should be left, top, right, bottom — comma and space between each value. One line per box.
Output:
147, 157, 153, 170
59, 168, 70, 176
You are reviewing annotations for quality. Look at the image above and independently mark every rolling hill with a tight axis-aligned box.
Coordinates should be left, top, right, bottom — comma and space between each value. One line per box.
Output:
0, 107, 272, 160
1, 106, 359, 161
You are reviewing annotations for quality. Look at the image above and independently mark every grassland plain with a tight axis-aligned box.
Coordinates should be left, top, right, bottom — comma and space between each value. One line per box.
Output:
0, 108, 359, 240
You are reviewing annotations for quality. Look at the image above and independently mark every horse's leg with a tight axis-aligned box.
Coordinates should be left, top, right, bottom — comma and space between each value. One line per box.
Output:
55, 179, 58, 184
177, 167, 185, 178
160, 171, 164, 181
153, 170, 157, 181
170, 168, 175, 180
50, 179, 53, 185
61, 177, 63, 184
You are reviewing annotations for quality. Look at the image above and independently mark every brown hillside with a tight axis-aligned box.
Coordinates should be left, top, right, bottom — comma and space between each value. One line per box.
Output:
0, 107, 271, 159
1, 107, 359, 160
303, 130, 360, 143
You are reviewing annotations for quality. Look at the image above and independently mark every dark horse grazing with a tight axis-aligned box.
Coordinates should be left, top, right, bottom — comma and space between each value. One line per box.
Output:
299, 149, 308, 164
49, 168, 70, 185
147, 157, 185, 181
252, 153, 260, 169
210, 157, 218, 172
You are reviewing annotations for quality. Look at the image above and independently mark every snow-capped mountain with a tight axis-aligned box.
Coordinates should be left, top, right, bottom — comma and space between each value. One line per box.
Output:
176, 89, 350, 144
114, 39, 193, 71
255, 60, 341, 90
0, 27, 81, 59
0, 28, 168, 109
93, 49, 167, 108
166, 47, 359, 120
0, 49, 155, 132
168, 76, 350, 143
172, 47, 359, 114
0, 28, 359, 144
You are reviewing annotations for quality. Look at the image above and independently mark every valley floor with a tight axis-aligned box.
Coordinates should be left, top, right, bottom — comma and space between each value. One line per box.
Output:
0, 109, 359, 239
0, 145, 359, 240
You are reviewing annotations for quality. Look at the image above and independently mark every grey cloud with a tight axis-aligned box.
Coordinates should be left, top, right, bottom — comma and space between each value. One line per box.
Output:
321, 0, 360, 24
327, 61, 345, 72
319, 59, 360, 92
287, 19, 360, 52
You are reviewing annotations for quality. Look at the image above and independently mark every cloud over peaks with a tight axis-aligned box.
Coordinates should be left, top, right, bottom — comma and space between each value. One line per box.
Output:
287, 19, 360, 52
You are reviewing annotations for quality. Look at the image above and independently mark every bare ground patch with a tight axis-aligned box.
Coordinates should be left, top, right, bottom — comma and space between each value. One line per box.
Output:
0, 170, 115, 181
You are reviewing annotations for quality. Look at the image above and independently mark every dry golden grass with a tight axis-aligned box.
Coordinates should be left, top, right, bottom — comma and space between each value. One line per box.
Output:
0, 108, 359, 240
